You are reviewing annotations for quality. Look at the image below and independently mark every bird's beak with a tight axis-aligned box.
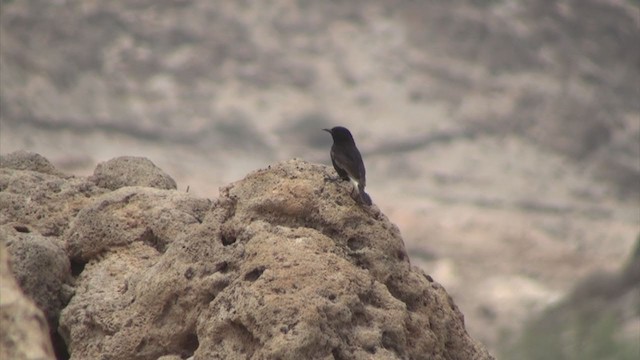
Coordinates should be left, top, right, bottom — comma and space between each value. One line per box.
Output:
322, 128, 331, 133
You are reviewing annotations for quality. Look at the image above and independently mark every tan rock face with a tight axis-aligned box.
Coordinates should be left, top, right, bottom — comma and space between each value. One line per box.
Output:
0, 152, 493, 360
89, 156, 178, 191
0, 242, 56, 360
0, 150, 63, 176
1, 226, 73, 332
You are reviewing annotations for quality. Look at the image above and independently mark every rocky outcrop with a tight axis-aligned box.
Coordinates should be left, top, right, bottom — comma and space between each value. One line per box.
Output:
0, 241, 56, 360
0, 150, 63, 177
89, 156, 177, 191
0, 151, 493, 360
0, 151, 106, 237
1, 226, 73, 358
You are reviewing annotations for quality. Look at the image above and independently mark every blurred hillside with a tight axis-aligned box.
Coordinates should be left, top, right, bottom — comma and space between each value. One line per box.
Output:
1, 0, 638, 356
504, 237, 640, 359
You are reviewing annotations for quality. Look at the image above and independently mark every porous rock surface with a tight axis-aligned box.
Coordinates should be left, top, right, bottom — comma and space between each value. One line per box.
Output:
0, 241, 56, 360
89, 156, 177, 191
1, 226, 73, 344
0, 150, 63, 177
0, 151, 493, 360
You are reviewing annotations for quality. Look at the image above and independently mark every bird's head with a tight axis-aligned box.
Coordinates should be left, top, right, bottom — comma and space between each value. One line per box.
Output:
323, 126, 355, 144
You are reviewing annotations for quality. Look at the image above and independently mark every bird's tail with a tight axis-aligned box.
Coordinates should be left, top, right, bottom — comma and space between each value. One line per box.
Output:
358, 185, 372, 206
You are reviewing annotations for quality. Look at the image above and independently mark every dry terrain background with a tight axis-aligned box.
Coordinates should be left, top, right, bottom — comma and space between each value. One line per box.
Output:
1, 0, 639, 357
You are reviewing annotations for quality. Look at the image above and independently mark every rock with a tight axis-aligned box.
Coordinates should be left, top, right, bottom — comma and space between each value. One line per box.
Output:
0, 241, 56, 360
0, 160, 105, 237
0, 155, 96, 358
58, 158, 493, 360
0, 153, 492, 359
157, 356, 185, 360
89, 156, 177, 191
0, 150, 62, 176
66, 186, 211, 262
1, 226, 73, 330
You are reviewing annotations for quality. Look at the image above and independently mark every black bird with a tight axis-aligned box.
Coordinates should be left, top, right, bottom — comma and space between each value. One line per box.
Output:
323, 126, 372, 205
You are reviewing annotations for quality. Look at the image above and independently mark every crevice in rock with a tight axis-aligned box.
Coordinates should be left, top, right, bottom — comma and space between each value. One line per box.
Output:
184, 267, 195, 280
229, 321, 259, 357
215, 261, 229, 273
351, 305, 369, 327
179, 332, 199, 358
221, 233, 236, 246
351, 254, 371, 270
51, 329, 70, 360
332, 347, 347, 360
244, 266, 265, 282
140, 228, 167, 253
70, 259, 86, 277
13, 225, 30, 233
385, 280, 419, 312
192, 213, 204, 224
347, 237, 366, 251
381, 330, 402, 355
220, 225, 237, 246
135, 337, 148, 354
203, 277, 230, 304
155, 294, 178, 325
357, 290, 382, 309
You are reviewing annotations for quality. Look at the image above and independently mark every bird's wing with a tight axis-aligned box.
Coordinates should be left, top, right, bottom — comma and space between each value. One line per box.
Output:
332, 144, 366, 187
330, 151, 350, 181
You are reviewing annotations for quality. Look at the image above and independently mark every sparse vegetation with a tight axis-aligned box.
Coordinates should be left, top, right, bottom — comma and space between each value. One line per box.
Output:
502, 239, 640, 360
503, 307, 639, 360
